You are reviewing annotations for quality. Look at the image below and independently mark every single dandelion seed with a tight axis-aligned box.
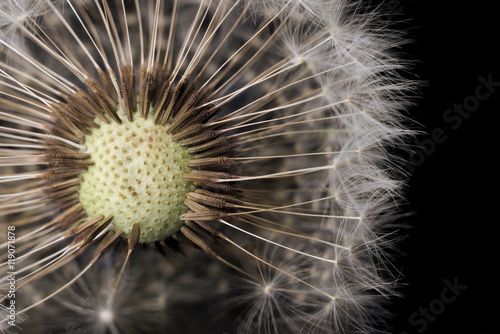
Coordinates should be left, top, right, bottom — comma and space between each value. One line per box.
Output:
1, 0, 415, 333
32, 249, 172, 334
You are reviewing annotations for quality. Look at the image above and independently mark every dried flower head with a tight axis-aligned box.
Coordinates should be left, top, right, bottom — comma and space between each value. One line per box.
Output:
1, 0, 413, 333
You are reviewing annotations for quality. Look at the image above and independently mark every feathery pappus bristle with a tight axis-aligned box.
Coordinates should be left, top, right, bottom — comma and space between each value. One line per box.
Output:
1, 0, 415, 333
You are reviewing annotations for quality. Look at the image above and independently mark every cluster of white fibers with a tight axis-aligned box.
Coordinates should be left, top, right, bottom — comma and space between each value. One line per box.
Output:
0, 1, 53, 51
0, 0, 414, 333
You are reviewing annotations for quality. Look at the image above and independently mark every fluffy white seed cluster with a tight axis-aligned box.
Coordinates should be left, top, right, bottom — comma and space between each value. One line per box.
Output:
230, 4, 411, 331
0, 0, 413, 333
0, 1, 51, 50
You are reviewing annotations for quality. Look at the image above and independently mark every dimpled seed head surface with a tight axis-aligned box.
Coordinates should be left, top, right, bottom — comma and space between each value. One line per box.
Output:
78, 115, 195, 243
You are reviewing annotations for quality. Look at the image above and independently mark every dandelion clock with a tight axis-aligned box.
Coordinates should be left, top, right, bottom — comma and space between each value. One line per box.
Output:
1, 0, 415, 333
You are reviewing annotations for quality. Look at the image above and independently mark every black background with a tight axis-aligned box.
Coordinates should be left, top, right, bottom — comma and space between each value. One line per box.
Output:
386, 1, 497, 334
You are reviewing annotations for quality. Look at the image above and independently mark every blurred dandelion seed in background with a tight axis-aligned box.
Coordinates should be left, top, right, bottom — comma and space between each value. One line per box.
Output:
1, 0, 415, 333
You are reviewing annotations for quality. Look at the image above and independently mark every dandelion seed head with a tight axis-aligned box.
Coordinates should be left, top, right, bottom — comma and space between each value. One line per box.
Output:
1, 0, 416, 332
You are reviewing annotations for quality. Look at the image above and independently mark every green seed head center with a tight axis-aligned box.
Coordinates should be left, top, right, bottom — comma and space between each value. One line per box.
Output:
78, 115, 194, 243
